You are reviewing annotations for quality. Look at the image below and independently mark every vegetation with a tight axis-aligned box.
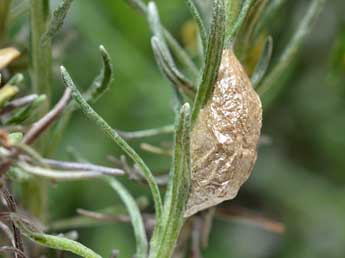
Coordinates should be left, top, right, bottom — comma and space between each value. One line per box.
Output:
1, 0, 344, 258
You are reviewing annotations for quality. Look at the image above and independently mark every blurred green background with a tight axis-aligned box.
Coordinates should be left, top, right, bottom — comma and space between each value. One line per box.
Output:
7, 0, 345, 257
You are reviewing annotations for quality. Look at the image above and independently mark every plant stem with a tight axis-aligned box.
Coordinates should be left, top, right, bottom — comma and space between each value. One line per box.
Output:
31, 0, 52, 103
61, 66, 164, 224
0, 0, 12, 42
24, 0, 52, 221
257, 0, 326, 107
149, 104, 191, 258
30, 0, 52, 103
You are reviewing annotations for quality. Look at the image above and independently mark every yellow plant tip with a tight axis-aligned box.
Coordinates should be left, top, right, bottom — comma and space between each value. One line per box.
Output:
0, 48, 21, 70
0, 85, 19, 107
186, 49, 263, 217
181, 20, 199, 55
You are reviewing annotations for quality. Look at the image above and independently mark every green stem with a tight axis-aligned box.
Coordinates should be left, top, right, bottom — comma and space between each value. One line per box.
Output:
61, 66, 163, 224
24, 0, 52, 221
0, 0, 12, 42
14, 215, 103, 258
149, 104, 191, 258
30, 0, 52, 103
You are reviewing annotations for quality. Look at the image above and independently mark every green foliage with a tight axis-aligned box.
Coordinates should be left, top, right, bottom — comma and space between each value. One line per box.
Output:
257, 0, 326, 108
61, 66, 164, 223
41, 0, 74, 45
84, 46, 113, 103
0, 0, 334, 257
14, 215, 103, 258
106, 177, 148, 258
186, 0, 207, 52
192, 0, 226, 123
149, 104, 191, 258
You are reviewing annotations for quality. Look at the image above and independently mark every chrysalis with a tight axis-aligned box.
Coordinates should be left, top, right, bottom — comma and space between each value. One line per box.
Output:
185, 49, 262, 217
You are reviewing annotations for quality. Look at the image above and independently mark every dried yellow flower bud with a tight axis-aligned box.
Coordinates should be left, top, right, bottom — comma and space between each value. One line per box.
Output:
0, 47, 20, 70
185, 49, 262, 217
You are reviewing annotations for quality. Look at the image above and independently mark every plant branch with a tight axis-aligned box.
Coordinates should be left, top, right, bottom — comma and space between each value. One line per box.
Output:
0, 95, 38, 116
61, 66, 163, 224
117, 125, 174, 140
17, 161, 124, 181
0, 88, 71, 177
191, 0, 226, 123
105, 177, 148, 258
22, 88, 71, 145
149, 104, 191, 258
257, 0, 326, 107
13, 215, 104, 258
0, 181, 26, 258
30, 0, 52, 103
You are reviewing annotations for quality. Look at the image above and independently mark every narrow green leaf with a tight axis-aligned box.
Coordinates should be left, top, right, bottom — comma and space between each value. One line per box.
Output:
84, 45, 113, 102
124, 0, 147, 14
41, 0, 74, 45
49, 201, 148, 231
226, 0, 254, 44
123, 0, 199, 79
164, 30, 200, 80
235, 0, 269, 60
5, 95, 46, 124
151, 37, 195, 100
151, 38, 184, 104
149, 103, 191, 258
147, 2, 164, 41
257, 0, 326, 107
17, 161, 124, 181
255, 0, 287, 34
13, 216, 103, 258
118, 124, 175, 140
147, 2, 196, 101
225, 0, 241, 42
105, 177, 148, 258
7, 73, 24, 86
186, 0, 207, 52
52, 46, 113, 154
252, 36, 273, 87
61, 66, 163, 223
191, 0, 226, 123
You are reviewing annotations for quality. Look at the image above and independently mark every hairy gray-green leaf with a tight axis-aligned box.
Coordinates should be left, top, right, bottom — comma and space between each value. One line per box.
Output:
225, 0, 241, 43
14, 216, 103, 258
83, 45, 113, 102
151, 37, 195, 101
226, 0, 254, 44
61, 66, 163, 222
118, 125, 175, 140
252, 36, 273, 87
105, 177, 148, 258
124, 0, 147, 14
5, 95, 46, 124
41, 0, 74, 45
186, 0, 207, 52
123, 0, 199, 79
149, 103, 191, 258
192, 0, 226, 123
257, 0, 326, 107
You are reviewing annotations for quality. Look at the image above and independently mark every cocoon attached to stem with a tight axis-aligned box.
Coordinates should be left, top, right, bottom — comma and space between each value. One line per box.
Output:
186, 49, 262, 217
186, 0, 262, 217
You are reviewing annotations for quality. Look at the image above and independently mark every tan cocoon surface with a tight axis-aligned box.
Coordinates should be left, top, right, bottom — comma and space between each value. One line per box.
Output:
185, 49, 262, 217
